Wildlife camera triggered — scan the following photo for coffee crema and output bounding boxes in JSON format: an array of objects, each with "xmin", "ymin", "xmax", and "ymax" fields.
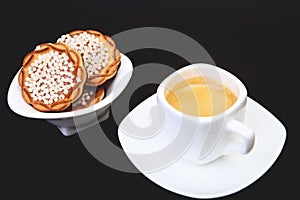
[{"xmin": 165, "ymin": 77, "xmax": 237, "ymax": 117}]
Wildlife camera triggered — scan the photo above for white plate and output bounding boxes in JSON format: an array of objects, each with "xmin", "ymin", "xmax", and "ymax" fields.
[
  {"xmin": 7, "ymin": 53, "xmax": 133, "ymax": 136},
  {"xmin": 118, "ymin": 94, "xmax": 286, "ymax": 199}
]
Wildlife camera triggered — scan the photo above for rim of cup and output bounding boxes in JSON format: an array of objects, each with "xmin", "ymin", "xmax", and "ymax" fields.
[{"xmin": 156, "ymin": 63, "xmax": 247, "ymax": 123}]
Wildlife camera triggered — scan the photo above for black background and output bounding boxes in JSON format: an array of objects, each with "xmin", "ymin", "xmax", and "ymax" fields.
[{"xmin": 2, "ymin": 0, "xmax": 298, "ymax": 199}]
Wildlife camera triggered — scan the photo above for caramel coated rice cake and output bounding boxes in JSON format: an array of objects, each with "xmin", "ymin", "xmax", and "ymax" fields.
[
  {"xmin": 18, "ymin": 43, "xmax": 87, "ymax": 112},
  {"xmin": 57, "ymin": 29, "xmax": 121, "ymax": 86}
]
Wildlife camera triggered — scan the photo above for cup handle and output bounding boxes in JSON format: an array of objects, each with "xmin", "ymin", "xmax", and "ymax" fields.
[{"xmin": 223, "ymin": 119, "xmax": 255, "ymax": 155}]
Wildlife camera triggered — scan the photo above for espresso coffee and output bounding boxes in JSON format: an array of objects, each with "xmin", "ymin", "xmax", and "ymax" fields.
[{"xmin": 165, "ymin": 77, "xmax": 237, "ymax": 117}]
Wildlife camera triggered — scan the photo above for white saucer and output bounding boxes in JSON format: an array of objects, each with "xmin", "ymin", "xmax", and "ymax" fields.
[{"xmin": 118, "ymin": 94, "xmax": 286, "ymax": 199}]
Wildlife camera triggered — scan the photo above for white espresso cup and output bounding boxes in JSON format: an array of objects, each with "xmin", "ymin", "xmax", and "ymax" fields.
[{"xmin": 156, "ymin": 63, "xmax": 255, "ymax": 164}]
